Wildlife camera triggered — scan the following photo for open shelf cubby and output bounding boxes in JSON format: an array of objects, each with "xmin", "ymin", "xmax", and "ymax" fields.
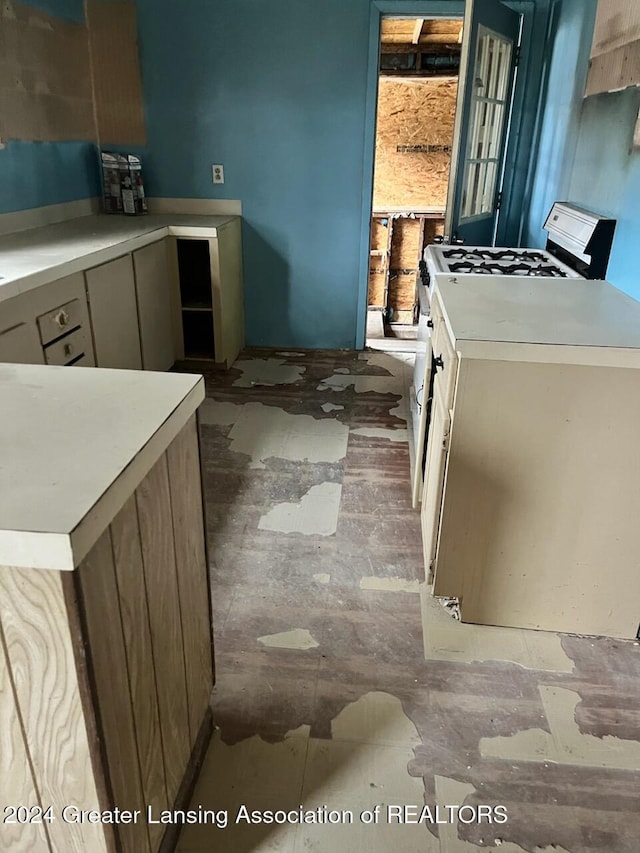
[
  {"xmin": 177, "ymin": 239, "xmax": 213, "ymax": 310},
  {"xmin": 182, "ymin": 310, "xmax": 215, "ymax": 361}
]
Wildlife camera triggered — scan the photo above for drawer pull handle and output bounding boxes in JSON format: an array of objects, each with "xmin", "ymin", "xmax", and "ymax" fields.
[
  {"xmin": 434, "ymin": 355, "xmax": 444, "ymax": 371},
  {"xmin": 55, "ymin": 310, "xmax": 69, "ymax": 328}
]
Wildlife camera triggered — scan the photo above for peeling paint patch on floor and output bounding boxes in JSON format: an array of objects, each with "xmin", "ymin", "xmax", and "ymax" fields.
[
  {"xmin": 198, "ymin": 398, "xmax": 242, "ymax": 426},
  {"xmin": 351, "ymin": 427, "xmax": 409, "ymax": 442},
  {"xmin": 359, "ymin": 576, "xmax": 420, "ymax": 593},
  {"xmin": 227, "ymin": 402, "xmax": 349, "ymax": 468},
  {"xmin": 257, "ymin": 628, "xmax": 320, "ymax": 650},
  {"xmin": 275, "ymin": 351, "xmax": 305, "ymax": 357},
  {"xmin": 333, "ymin": 367, "xmax": 350, "ymax": 374},
  {"xmin": 313, "ymin": 573, "xmax": 331, "ymax": 584},
  {"xmin": 434, "ymin": 776, "xmax": 568, "ymax": 853},
  {"xmin": 481, "ymin": 685, "xmax": 640, "ymax": 769},
  {"xmin": 358, "ymin": 351, "xmax": 410, "ymax": 376},
  {"xmin": 258, "ymin": 483, "xmax": 342, "ymax": 536},
  {"xmin": 232, "ymin": 357, "xmax": 306, "ymax": 387},
  {"xmin": 321, "ymin": 402, "xmax": 344, "ymax": 413},
  {"xmin": 317, "ymin": 374, "xmax": 405, "ymax": 395},
  {"xmin": 331, "ymin": 691, "xmax": 421, "ymax": 746},
  {"xmin": 421, "ymin": 598, "xmax": 574, "ymax": 672}
]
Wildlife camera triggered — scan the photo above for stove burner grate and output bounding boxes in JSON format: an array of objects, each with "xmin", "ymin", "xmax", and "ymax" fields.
[
  {"xmin": 448, "ymin": 260, "xmax": 568, "ymax": 278},
  {"xmin": 443, "ymin": 248, "xmax": 552, "ymax": 265}
]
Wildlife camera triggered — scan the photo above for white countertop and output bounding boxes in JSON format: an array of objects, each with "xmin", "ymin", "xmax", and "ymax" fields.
[
  {"xmin": 0, "ymin": 363, "xmax": 204, "ymax": 571},
  {"xmin": 0, "ymin": 213, "xmax": 237, "ymax": 302},
  {"xmin": 433, "ymin": 275, "xmax": 640, "ymax": 363}
]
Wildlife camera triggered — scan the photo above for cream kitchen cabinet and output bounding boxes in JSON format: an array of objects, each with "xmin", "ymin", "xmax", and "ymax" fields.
[
  {"xmin": 175, "ymin": 218, "xmax": 244, "ymax": 367},
  {"xmin": 420, "ymin": 274, "xmax": 640, "ymax": 640},
  {"xmin": 0, "ymin": 272, "xmax": 94, "ymax": 366},
  {"xmin": 133, "ymin": 240, "xmax": 176, "ymax": 371},
  {"xmin": 85, "ymin": 255, "xmax": 143, "ymax": 370}
]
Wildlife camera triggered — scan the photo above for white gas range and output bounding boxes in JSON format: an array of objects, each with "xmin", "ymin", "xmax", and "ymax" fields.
[
  {"xmin": 424, "ymin": 245, "xmax": 581, "ymax": 280},
  {"xmin": 408, "ymin": 201, "xmax": 617, "ymax": 508}
]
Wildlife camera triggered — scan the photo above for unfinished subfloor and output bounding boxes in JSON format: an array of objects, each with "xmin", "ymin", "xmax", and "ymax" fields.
[{"xmin": 177, "ymin": 348, "xmax": 640, "ymax": 853}]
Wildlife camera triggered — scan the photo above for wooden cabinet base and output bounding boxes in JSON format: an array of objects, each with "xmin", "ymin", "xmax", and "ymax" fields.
[{"xmin": 0, "ymin": 415, "xmax": 213, "ymax": 853}]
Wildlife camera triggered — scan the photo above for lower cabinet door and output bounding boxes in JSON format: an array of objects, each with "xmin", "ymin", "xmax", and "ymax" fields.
[
  {"xmin": 133, "ymin": 241, "xmax": 176, "ymax": 371},
  {"xmin": 85, "ymin": 255, "xmax": 143, "ymax": 370},
  {"xmin": 0, "ymin": 322, "xmax": 44, "ymax": 364},
  {"xmin": 420, "ymin": 389, "xmax": 451, "ymax": 582}
]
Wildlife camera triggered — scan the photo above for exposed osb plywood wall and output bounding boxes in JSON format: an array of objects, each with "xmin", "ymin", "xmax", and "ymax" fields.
[
  {"xmin": 367, "ymin": 214, "xmax": 444, "ymax": 312},
  {"xmin": 586, "ymin": 0, "xmax": 640, "ymax": 96},
  {"xmin": 0, "ymin": 0, "xmax": 146, "ymax": 145},
  {"xmin": 87, "ymin": 1, "xmax": 146, "ymax": 146},
  {"xmin": 0, "ymin": 1, "xmax": 95, "ymax": 142},
  {"xmin": 373, "ymin": 78, "xmax": 457, "ymax": 211}
]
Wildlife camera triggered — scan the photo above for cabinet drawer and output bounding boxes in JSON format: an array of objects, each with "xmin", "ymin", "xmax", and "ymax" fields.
[
  {"xmin": 37, "ymin": 298, "xmax": 84, "ymax": 345},
  {"xmin": 43, "ymin": 327, "xmax": 93, "ymax": 366}
]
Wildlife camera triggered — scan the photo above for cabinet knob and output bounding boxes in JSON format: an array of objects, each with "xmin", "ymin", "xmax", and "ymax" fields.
[
  {"xmin": 433, "ymin": 355, "xmax": 444, "ymax": 370},
  {"xmin": 426, "ymin": 318, "xmax": 434, "ymax": 329},
  {"xmin": 55, "ymin": 310, "xmax": 69, "ymax": 328},
  {"xmin": 64, "ymin": 343, "xmax": 73, "ymax": 357}
]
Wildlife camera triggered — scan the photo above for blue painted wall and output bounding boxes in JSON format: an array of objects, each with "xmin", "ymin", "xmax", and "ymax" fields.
[
  {"xmin": 524, "ymin": 0, "xmax": 640, "ymax": 303},
  {"xmin": 136, "ymin": 0, "xmax": 552, "ymax": 348},
  {"xmin": 521, "ymin": 0, "xmax": 597, "ymax": 246},
  {"xmin": 0, "ymin": 0, "xmax": 98, "ymax": 214},
  {"xmin": 136, "ymin": 0, "xmax": 381, "ymax": 348},
  {"xmin": 567, "ymin": 90, "xmax": 640, "ymax": 300}
]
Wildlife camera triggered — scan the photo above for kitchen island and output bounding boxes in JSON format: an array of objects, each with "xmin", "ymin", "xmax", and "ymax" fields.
[
  {"xmin": 0, "ymin": 363, "xmax": 213, "ymax": 853},
  {"xmin": 420, "ymin": 275, "xmax": 640, "ymax": 640}
]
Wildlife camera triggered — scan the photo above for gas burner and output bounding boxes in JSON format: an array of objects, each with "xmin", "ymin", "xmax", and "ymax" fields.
[
  {"xmin": 447, "ymin": 260, "xmax": 569, "ymax": 278},
  {"xmin": 444, "ymin": 247, "xmax": 552, "ymax": 264}
]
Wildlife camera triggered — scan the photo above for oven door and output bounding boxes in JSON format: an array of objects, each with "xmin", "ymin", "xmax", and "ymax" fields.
[{"xmin": 410, "ymin": 284, "xmax": 434, "ymax": 508}]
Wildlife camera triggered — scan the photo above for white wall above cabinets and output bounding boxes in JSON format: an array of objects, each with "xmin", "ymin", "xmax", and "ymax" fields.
[{"xmin": 586, "ymin": 0, "xmax": 640, "ymax": 96}]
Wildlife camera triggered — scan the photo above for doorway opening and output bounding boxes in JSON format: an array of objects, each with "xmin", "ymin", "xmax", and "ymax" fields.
[{"xmin": 366, "ymin": 17, "xmax": 463, "ymax": 349}]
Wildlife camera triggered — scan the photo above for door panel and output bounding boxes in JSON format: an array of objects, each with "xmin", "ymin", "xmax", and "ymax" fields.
[
  {"xmin": 86, "ymin": 255, "xmax": 143, "ymax": 370},
  {"xmin": 133, "ymin": 241, "xmax": 175, "ymax": 371},
  {"xmin": 445, "ymin": 0, "xmax": 520, "ymax": 246}
]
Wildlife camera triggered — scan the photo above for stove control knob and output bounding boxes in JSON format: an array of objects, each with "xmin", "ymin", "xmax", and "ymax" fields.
[
  {"xmin": 427, "ymin": 318, "xmax": 434, "ymax": 329},
  {"xmin": 434, "ymin": 355, "xmax": 444, "ymax": 371}
]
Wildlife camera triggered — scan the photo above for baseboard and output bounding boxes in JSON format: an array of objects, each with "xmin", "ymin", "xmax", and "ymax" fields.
[
  {"xmin": 0, "ymin": 197, "xmax": 100, "ymax": 236},
  {"xmin": 158, "ymin": 708, "xmax": 214, "ymax": 853},
  {"xmin": 148, "ymin": 197, "xmax": 242, "ymax": 216}
]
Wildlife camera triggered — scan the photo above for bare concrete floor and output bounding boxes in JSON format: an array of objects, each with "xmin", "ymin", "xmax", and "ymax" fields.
[{"xmin": 177, "ymin": 348, "xmax": 640, "ymax": 853}]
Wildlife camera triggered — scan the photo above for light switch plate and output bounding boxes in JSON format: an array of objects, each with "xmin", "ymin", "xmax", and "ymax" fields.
[{"xmin": 212, "ymin": 164, "xmax": 225, "ymax": 184}]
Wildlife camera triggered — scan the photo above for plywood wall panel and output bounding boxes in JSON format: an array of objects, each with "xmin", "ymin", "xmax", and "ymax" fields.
[
  {"xmin": 390, "ymin": 272, "xmax": 418, "ymax": 311},
  {"xmin": 111, "ymin": 497, "xmax": 168, "ymax": 852},
  {"xmin": 166, "ymin": 417, "xmax": 213, "ymax": 746},
  {"xmin": 0, "ymin": 2, "xmax": 95, "ymax": 142},
  {"xmin": 370, "ymin": 218, "xmax": 389, "ymax": 252},
  {"xmin": 0, "ymin": 568, "xmax": 110, "ymax": 853},
  {"xmin": 373, "ymin": 78, "xmax": 457, "ymax": 211},
  {"xmin": 0, "ymin": 631, "xmax": 50, "ymax": 853},
  {"xmin": 136, "ymin": 455, "xmax": 191, "ymax": 806},
  {"xmin": 368, "ymin": 270, "xmax": 386, "ymax": 307},
  {"xmin": 390, "ymin": 217, "xmax": 422, "ymax": 268},
  {"xmin": 587, "ymin": 0, "xmax": 640, "ymax": 95},
  {"xmin": 86, "ymin": 0, "xmax": 147, "ymax": 145}
]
